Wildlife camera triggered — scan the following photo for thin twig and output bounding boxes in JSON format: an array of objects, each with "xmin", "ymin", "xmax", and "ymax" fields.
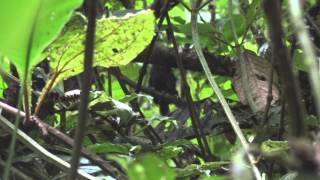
[
  {"xmin": 166, "ymin": 14, "xmax": 214, "ymax": 161},
  {"xmin": 0, "ymin": 100, "xmax": 125, "ymax": 179},
  {"xmin": 263, "ymin": 0, "xmax": 305, "ymax": 137},
  {"xmin": 191, "ymin": 1, "xmax": 261, "ymax": 179},
  {"xmin": 263, "ymin": 57, "xmax": 275, "ymax": 124},
  {"xmin": 0, "ymin": 115, "xmax": 95, "ymax": 180},
  {"xmin": 114, "ymin": 70, "xmax": 185, "ymax": 105},
  {"xmin": 111, "ymin": 67, "xmax": 163, "ymax": 144},
  {"xmin": 68, "ymin": 0, "xmax": 97, "ymax": 179},
  {"xmin": 277, "ymin": 98, "xmax": 286, "ymax": 139},
  {"xmin": 228, "ymin": 0, "xmax": 257, "ymax": 113},
  {"xmin": 107, "ymin": 68, "xmax": 113, "ymax": 97},
  {"xmin": 289, "ymin": 0, "xmax": 320, "ymax": 117},
  {"xmin": 197, "ymin": 0, "xmax": 212, "ymax": 11},
  {"xmin": 0, "ymin": 158, "xmax": 33, "ymax": 180}
]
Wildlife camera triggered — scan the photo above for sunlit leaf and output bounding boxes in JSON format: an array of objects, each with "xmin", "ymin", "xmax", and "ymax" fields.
[
  {"xmin": 47, "ymin": 10, "xmax": 155, "ymax": 82},
  {"xmin": 127, "ymin": 154, "xmax": 176, "ymax": 180},
  {"xmin": 0, "ymin": 0, "xmax": 82, "ymax": 75}
]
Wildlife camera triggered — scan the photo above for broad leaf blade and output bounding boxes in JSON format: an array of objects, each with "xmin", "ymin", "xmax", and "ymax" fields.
[
  {"xmin": 0, "ymin": 0, "xmax": 83, "ymax": 74},
  {"xmin": 47, "ymin": 10, "xmax": 155, "ymax": 81}
]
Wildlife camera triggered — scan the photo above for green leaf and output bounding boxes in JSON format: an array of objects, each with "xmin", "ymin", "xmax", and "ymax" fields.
[
  {"xmin": 261, "ymin": 140, "xmax": 289, "ymax": 154},
  {"xmin": 0, "ymin": 0, "xmax": 82, "ymax": 74},
  {"xmin": 47, "ymin": 10, "xmax": 155, "ymax": 82},
  {"xmin": 244, "ymin": 0, "xmax": 262, "ymax": 24},
  {"xmin": 127, "ymin": 154, "xmax": 176, "ymax": 180},
  {"xmin": 176, "ymin": 162, "xmax": 229, "ymax": 178},
  {"xmin": 293, "ymin": 49, "xmax": 308, "ymax": 71},
  {"xmin": 0, "ymin": 56, "xmax": 10, "ymax": 98},
  {"xmin": 222, "ymin": 15, "xmax": 246, "ymax": 42},
  {"xmin": 201, "ymin": 175, "xmax": 226, "ymax": 180},
  {"xmin": 88, "ymin": 143, "xmax": 131, "ymax": 154},
  {"xmin": 157, "ymin": 146, "xmax": 183, "ymax": 160}
]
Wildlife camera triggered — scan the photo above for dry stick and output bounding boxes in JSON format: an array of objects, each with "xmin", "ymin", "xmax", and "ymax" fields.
[
  {"xmin": 277, "ymin": 99, "xmax": 286, "ymax": 139},
  {"xmin": 0, "ymin": 101, "xmax": 125, "ymax": 179},
  {"xmin": 116, "ymin": 72, "xmax": 185, "ymax": 105},
  {"xmin": 0, "ymin": 158, "xmax": 33, "ymax": 180},
  {"xmin": 165, "ymin": 14, "xmax": 214, "ymax": 161},
  {"xmin": 107, "ymin": 69, "xmax": 113, "ymax": 97},
  {"xmin": 2, "ymin": 91, "xmax": 25, "ymax": 180},
  {"xmin": 68, "ymin": 0, "xmax": 96, "ymax": 179},
  {"xmin": 228, "ymin": 0, "xmax": 258, "ymax": 113},
  {"xmin": 190, "ymin": 1, "xmax": 261, "ymax": 179},
  {"xmin": 289, "ymin": 0, "xmax": 320, "ymax": 117},
  {"xmin": 263, "ymin": 58, "xmax": 275, "ymax": 124},
  {"xmin": 263, "ymin": 0, "xmax": 305, "ymax": 137},
  {"xmin": 0, "ymin": 115, "xmax": 95, "ymax": 180}
]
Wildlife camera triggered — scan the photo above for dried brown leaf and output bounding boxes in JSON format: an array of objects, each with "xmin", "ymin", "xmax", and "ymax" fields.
[{"xmin": 232, "ymin": 51, "xmax": 280, "ymax": 111}]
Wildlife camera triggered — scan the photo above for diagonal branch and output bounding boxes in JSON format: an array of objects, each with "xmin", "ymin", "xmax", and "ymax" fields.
[
  {"xmin": 0, "ymin": 115, "xmax": 95, "ymax": 180},
  {"xmin": 0, "ymin": 100, "xmax": 126, "ymax": 179},
  {"xmin": 191, "ymin": 0, "xmax": 261, "ymax": 179},
  {"xmin": 263, "ymin": 0, "xmax": 306, "ymax": 137},
  {"xmin": 69, "ymin": 0, "xmax": 97, "ymax": 179},
  {"xmin": 289, "ymin": 0, "xmax": 320, "ymax": 117}
]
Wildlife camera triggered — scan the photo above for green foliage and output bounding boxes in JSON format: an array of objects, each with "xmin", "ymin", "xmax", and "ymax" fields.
[
  {"xmin": 176, "ymin": 161, "xmax": 229, "ymax": 178},
  {"xmin": 261, "ymin": 140, "xmax": 289, "ymax": 154},
  {"xmin": 1, "ymin": 0, "xmax": 318, "ymax": 179},
  {"xmin": 47, "ymin": 10, "xmax": 154, "ymax": 82},
  {"xmin": 0, "ymin": 78, "xmax": 6, "ymax": 98},
  {"xmin": 0, "ymin": 0, "xmax": 82, "ymax": 75},
  {"xmin": 0, "ymin": 56, "xmax": 10, "ymax": 98},
  {"xmin": 88, "ymin": 143, "xmax": 131, "ymax": 154},
  {"xmin": 127, "ymin": 154, "xmax": 176, "ymax": 180},
  {"xmin": 201, "ymin": 176, "xmax": 226, "ymax": 180},
  {"xmin": 293, "ymin": 50, "xmax": 308, "ymax": 71}
]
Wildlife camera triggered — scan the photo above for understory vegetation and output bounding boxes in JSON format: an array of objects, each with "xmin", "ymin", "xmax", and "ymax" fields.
[{"xmin": 1, "ymin": 0, "xmax": 320, "ymax": 179}]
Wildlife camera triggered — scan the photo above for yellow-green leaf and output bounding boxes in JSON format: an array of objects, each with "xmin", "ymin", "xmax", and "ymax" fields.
[{"xmin": 47, "ymin": 10, "xmax": 155, "ymax": 81}]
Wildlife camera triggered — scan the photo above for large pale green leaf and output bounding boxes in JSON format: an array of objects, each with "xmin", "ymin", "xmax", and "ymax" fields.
[
  {"xmin": 127, "ymin": 154, "xmax": 176, "ymax": 180},
  {"xmin": 0, "ymin": 0, "xmax": 83, "ymax": 75},
  {"xmin": 47, "ymin": 10, "xmax": 155, "ymax": 81}
]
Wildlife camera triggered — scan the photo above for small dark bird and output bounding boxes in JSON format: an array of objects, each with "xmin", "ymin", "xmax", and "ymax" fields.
[{"xmin": 149, "ymin": 65, "xmax": 177, "ymax": 115}]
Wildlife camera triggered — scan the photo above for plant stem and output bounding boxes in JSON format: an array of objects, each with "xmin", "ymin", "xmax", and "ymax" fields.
[
  {"xmin": 0, "ymin": 115, "xmax": 95, "ymax": 180},
  {"xmin": 289, "ymin": 0, "xmax": 320, "ymax": 117},
  {"xmin": 166, "ymin": 14, "xmax": 214, "ymax": 161},
  {"xmin": 263, "ymin": 0, "xmax": 305, "ymax": 137},
  {"xmin": 2, "ymin": 0, "xmax": 42, "ymax": 177},
  {"xmin": 228, "ymin": 0, "xmax": 257, "ymax": 113},
  {"xmin": 190, "ymin": 1, "xmax": 261, "ymax": 179},
  {"xmin": 68, "ymin": 0, "xmax": 96, "ymax": 179},
  {"xmin": 34, "ymin": 72, "xmax": 60, "ymax": 115}
]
